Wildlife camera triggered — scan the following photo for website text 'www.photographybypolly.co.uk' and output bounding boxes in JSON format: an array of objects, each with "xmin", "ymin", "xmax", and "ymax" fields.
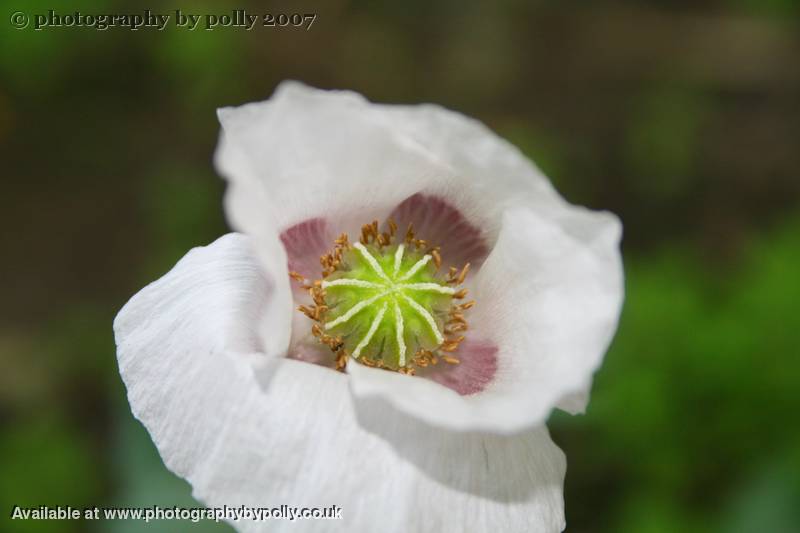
[{"xmin": 10, "ymin": 504, "xmax": 342, "ymax": 523}]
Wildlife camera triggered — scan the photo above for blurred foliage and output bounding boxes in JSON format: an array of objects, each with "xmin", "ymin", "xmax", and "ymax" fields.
[
  {"xmin": 1, "ymin": 0, "xmax": 799, "ymax": 531},
  {"xmin": 550, "ymin": 215, "xmax": 800, "ymax": 532},
  {"xmin": 0, "ymin": 417, "xmax": 99, "ymax": 533}
]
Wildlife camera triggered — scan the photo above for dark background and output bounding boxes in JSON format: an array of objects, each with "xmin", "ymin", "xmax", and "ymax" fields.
[{"xmin": 2, "ymin": 1, "xmax": 799, "ymax": 531}]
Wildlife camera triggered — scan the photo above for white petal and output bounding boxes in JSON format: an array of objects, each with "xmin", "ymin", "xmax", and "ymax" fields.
[
  {"xmin": 374, "ymin": 99, "xmax": 563, "ymax": 210},
  {"xmin": 348, "ymin": 206, "xmax": 623, "ymax": 433},
  {"xmin": 214, "ymin": 136, "xmax": 294, "ymax": 358},
  {"xmin": 217, "ymin": 82, "xmax": 606, "ymax": 253},
  {"xmin": 372, "ymin": 99, "xmax": 584, "ymax": 251},
  {"xmin": 114, "ymin": 234, "xmax": 567, "ymax": 532},
  {"xmin": 215, "ymin": 81, "xmax": 454, "ymax": 236},
  {"xmin": 375, "ymin": 93, "xmax": 625, "ymax": 276},
  {"xmin": 471, "ymin": 206, "xmax": 624, "ymax": 417}
]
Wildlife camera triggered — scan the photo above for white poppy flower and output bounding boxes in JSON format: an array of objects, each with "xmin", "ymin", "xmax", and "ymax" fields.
[{"xmin": 114, "ymin": 81, "xmax": 624, "ymax": 532}]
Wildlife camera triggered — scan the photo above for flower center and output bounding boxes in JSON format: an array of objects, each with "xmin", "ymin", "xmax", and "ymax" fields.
[{"xmin": 291, "ymin": 221, "xmax": 473, "ymax": 374}]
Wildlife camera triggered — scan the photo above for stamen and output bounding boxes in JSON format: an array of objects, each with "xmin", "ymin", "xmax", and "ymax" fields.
[
  {"xmin": 298, "ymin": 305, "xmax": 317, "ymax": 320},
  {"xmin": 334, "ymin": 233, "xmax": 350, "ymax": 247},
  {"xmin": 405, "ymin": 223, "xmax": 415, "ymax": 244},
  {"xmin": 289, "ymin": 271, "xmax": 307, "ymax": 284},
  {"xmin": 445, "ymin": 322, "xmax": 468, "ymax": 334},
  {"xmin": 452, "ymin": 288, "xmax": 469, "ymax": 299},
  {"xmin": 457, "ymin": 263, "xmax": 470, "ymax": 284},
  {"xmin": 335, "ymin": 351, "xmax": 348, "ymax": 371},
  {"xmin": 431, "ymin": 249, "xmax": 442, "ymax": 270},
  {"xmin": 448, "ymin": 312, "xmax": 466, "ymax": 324}
]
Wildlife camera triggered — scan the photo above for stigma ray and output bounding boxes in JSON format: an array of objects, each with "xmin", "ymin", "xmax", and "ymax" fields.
[
  {"xmin": 352, "ymin": 302, "xmax": 388, "ymax": 359},
  {"xmin": 397, "ymin": 254, "xmax": 432, "ymax": 281},
  {"xmin": 393, "ymin": 244, "xmax": 405, "ymax": 277},
  {"xmin": 321, "ymin": 279, "xmax": 383, "ymax": 290},
  {"xmin": 393, "ymin": 300, "xmax": 407, "ymax": 366},
  {"xmin": 353, "ymin": 242, "xmax": 391, "ymax": 283},
  {"xmin": 399, "ymin": 282, "xmax": 456, "ymax": 295},
  {"xmin": 325, "ymin": 291, "xmax": 389, "ymax": 329},
  {"xmin": 399, "ymin": 293, "xmax": 444, "ymax": 345}
]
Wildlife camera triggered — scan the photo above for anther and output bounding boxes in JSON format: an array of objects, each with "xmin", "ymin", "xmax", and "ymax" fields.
[
  {"xmin": 298, "ymin": 305, "xmax": 316, "ymax": 319},
  {"xmin": 452, "ymin": 288, "xmax": 468, "ymax": 299},
  {"xmin": 405, "ymin": 223, "xmax": 415, "ymax": 244},
  {"xmin": 431, "ymin": 249, "xmax": 442, "ymax": 270},
  {"xmin": 457, "ymin": 263, "xmax": 470, "ymax": 284}
]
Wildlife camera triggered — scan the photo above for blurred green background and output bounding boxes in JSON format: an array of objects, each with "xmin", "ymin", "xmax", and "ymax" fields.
[{"xmin": 1, "ymin": 0, "xmax": 799, "ymax": 531}]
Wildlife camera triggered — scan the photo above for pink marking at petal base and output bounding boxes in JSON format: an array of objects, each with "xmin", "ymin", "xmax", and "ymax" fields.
[
  {"xmin": 289, "ymin": 342, "xmax": 335, "ymax": 366},
  {"xmin": 280, "ymin": 218, "xmax": 334, "ymax": 280},
  {"xmin": 427, "ymin": 337, "xmax": 498, "ymax": 395},
  {"xmin": 388, "ymin": 193, "xmax": 489, "ymax": 269}
]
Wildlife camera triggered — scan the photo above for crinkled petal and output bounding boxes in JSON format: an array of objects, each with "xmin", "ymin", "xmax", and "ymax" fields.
[
  {"xmin": 470, "ymin": 206, "xmax": 624, "ymax": 417},
  {"xmin": 114, "ymin": 234, "xmax": 567, "ymax": 533},
  {"xmin": 372, "ymin": 97, "xmax": 578, "ymax": 244},
  {"xmin": 215, "ymin": 82, "xmax": 455, "ymax": 235},
  {"xmin": 375, "ymin": 92, "xmax": 622, "ymax": 279},
  {"xmin": 348, "ymin": 206, "xmax": 623, "ymax": 433},
  {"xmin": 217, "ymin": 81, "xmax": 606, "ymax": 257},
  {"xmin": 374, "ymin": 99, "xmax": 561, "ymax": 208},
  {"xmin": 214, "ymin": 135, "xmax": 293, "ymax": 358}
]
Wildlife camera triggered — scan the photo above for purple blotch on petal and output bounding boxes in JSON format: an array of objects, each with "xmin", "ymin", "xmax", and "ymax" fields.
[
  {"xmin": 280, "ymin": 218, "xmax": 333, "ymax": 280},
  {"xmin": 426, "ymin": 337, "xmax": 498, "ymax": 395},
  {"xmin": 389, "ymin": 193, "xmax": 490, "ymax": 270}
]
